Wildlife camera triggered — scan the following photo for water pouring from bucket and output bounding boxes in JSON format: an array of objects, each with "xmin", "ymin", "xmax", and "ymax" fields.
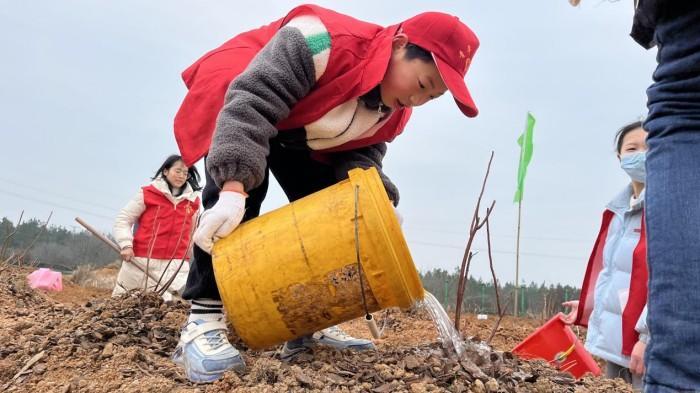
[{"xmin": 418, "ymin": 291, "xmax": 466, "ymax": 357}]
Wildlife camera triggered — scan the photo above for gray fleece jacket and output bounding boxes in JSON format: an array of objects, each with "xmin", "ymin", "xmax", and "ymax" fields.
[{"xmin": 205, "ymin": 18, "xmax": 399, "ymax": 204}]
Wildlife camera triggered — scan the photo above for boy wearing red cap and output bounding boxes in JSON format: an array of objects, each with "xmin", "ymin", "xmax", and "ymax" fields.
[{"xmin": 172, "ymin": 4, "xmax": 479, "ymax": 383}]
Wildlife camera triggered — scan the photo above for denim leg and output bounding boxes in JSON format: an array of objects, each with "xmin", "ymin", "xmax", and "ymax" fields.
[
  {"xmin": 644, "ymin": 132, "xmax": 700, "ymax": 391},
  {"xmin": 643, "ymin": 4, "xmax": 700, "ymax": 392}
]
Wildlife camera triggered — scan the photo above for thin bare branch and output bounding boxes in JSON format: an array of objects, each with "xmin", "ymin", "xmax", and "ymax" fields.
[
  {"xmin": 13, "ymin": 211, "xmax": 53, "ymax": 266},
  {"xmin": 143, "ymin": 206, "xmax": 161, "ymax": 292},
  {"xmin": 485, "ymin": 208, "xmax": 501, "ymax": 316},
  {"xmin": 0, "ymin": 253, "xmax": 16, "ymax": 274},
  {"xmin": 460, "ymin": 251, "xmax": 476, "ymax": 308},
  {"xmin": 487, "ymin": 290, "xmax": 514, "ymax": 345},
  {"xmin": 454, "ymin": 151, "xmax": 495, "ymax": 331},
  {"xmin": 0, "ymin": 210, "xmax": 24, "ymax": 261},
  {"xmin": 157, "ymin": 215, "xmax": 198, "ymax": 297},
  {"xmin": 74, "ymin": 217, "xmax": 179, "ymax": 297},
  {"xmin": 154, "ymin": 211, "xmax": 191, "ymax": 292},
  {"xmin": 3, "ymin": 350, "xmax": 45, "ymax": 390},
  {"xmin": 474, "ymin": 200, "xmax": 496, "ymax": 231},
  {"xmin": 1, "ymin": 252, "xmax": 16, "ymax": 266}
]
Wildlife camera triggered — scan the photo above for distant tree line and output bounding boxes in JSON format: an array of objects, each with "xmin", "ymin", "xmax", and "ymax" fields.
[
  {"xmin": 419, "ymin": 268, "xmax": 581, "ymax": 318},
  {"xmin": 1, "ymin": 216, "xmax": 117, "ymax": 271}
]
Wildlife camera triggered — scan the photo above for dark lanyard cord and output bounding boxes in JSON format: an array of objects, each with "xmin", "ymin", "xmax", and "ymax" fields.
[{"xmin": 354, "ymin": 185, "xmax": 370, "ymax": 317}]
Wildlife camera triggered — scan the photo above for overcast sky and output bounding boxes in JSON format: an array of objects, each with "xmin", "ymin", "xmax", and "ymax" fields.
[{"xmin": 1, "ymin": 1, "xmax": 657, "ymax": 286}]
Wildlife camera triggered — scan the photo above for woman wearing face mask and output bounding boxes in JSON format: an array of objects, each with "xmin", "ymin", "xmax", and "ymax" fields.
[{"xmin": 560, "ymin": 121, "xmax": 648, "ymax": 391}]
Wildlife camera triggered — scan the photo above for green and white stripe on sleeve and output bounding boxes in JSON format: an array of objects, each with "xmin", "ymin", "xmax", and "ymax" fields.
[{"xmin": 285, "ymin": 15, "xmax": 331, "ymax": 81}]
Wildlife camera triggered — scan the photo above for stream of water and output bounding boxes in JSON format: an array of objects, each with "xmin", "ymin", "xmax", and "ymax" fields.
[{"xmin": 417, "ymin": 291, "xmax": 466, "ymax": 358}]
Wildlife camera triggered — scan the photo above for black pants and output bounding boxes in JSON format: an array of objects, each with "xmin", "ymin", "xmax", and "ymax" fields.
[{"xmin": 182, "ymin": 137, "xmax": 339, "ymax": 300}]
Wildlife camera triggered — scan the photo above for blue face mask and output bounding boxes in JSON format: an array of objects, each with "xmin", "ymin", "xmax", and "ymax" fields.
[{"xmin": 620, "ymin": 151, "xmax": 646, "ymax": 183}]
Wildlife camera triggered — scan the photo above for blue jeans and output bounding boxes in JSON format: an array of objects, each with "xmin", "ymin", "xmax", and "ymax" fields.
[{"xmin": 643, "ymin": 4, "xmax": 700, "ymax": 392}]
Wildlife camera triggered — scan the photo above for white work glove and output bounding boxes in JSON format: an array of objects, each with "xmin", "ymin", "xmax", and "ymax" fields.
[
  {"xmin": 193, "ymin": 191, "xmax": 246, "ymax": 254},
  {"xmin": 393, "ymin": 205, "xmax": 404, "ymax": 227}
]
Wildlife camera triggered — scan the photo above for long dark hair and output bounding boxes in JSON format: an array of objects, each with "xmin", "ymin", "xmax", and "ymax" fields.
[
  {"xmin": 152, "ymin": 154, "xmax": 202, "ymax": 191},
  {"xmin": 614, "ymin": 120, "xmax": 644, "ymax": 154}
]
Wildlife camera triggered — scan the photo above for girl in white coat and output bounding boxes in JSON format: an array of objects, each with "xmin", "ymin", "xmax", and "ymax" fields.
[{"xmin": 113, "ymin": 155, "xmax": 201, "ymax": 300}]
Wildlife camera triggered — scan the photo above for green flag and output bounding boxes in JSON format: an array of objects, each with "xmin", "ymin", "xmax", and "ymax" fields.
[{"xmin": 514, "ymin": 112, "xmax": 535, "ymax": 203}]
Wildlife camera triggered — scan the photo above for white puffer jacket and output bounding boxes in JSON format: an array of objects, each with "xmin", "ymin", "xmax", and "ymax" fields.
[
  {"xmin": 584, "ymin": 185, "xmax": 648, "ymax": 367},
  {"xmin": 111, "ymin": 177, "xmax": 200, "ymax": 300}
]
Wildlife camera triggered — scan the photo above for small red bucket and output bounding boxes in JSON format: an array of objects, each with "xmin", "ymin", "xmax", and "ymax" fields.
[{"xmin": 512, "ymin": 313, "xmax": 601, "ymax": 379}]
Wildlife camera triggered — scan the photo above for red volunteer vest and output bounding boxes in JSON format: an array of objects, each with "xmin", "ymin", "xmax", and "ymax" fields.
[
  {"xmin": 132, "ymin": 185, "xmax": 200, "ymax": 260},
  {"xmin": 174, "ymin": 4, "xmax": 412, "ymax": 166},
  {"xmin": 575, "ymin": 210, "xmax": 648, "ymax": 356}
]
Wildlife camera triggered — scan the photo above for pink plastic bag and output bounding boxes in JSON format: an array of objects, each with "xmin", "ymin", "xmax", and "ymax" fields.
[{"xmin": 27, "ymin": 268, "xmax": 63, "ymax": 291}]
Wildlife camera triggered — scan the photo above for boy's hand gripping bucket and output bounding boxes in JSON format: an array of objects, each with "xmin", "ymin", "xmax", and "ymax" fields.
[{"xmin": 212, "ymin": 168, "xmax": 424, "ymax": 349}]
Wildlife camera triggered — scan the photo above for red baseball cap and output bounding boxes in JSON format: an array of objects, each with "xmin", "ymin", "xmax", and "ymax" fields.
[{"xmin": 400, "ymin": 12, "xmax": 480, "ymax": 117}]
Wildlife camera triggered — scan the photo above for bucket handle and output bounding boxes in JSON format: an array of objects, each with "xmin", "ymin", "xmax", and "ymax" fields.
[
  {"xmin": 354, "ymin": 185, "xmax": 371, "ymax": 317},
  {"xmin": 365, "ymin": 314, "xmax": 381, "ymax": 339},
  {"xmin": 552, "ymin": 343, "xmax": 576, "ymax": 365},
  {"xmin": 354, "ymin": 185, "xmax": 386, "ymax": 339}
]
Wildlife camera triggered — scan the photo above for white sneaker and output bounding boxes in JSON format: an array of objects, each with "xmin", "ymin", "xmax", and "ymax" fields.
[
  {"xmin": 279, "ymin": 325, "xmax": 375, "ymax": 361},
  {"xmin": 312, "ymin": 325, "xmax": 375, "ymax": 350},
  {"xmin": 171, "ymin": 319, "xmax": 245, "ymax": 383}
]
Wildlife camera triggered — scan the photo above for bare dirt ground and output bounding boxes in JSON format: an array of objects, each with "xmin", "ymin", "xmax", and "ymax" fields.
[{"xmin": 0, "ymin": 265, "xmax": 634, "ymax": 392}]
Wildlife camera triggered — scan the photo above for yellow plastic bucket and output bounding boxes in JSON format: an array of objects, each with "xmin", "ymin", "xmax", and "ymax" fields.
[{"xmin": 212, "ymin": 167, "xmax": 424, "ymax": 349}]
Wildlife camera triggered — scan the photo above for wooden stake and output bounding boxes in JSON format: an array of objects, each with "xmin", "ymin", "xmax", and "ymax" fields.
[{"xmin": 74, "ymin": 217, "xmax": 179, "ymax": 296}]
